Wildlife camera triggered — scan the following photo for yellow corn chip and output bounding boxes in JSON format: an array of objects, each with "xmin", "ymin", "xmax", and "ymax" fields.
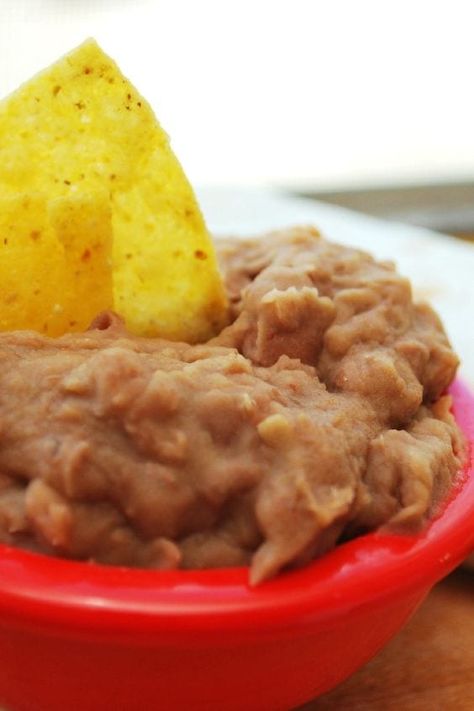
[{"xmin": 0, "ymin": 39, "xmax": 227, "ymax": 340}]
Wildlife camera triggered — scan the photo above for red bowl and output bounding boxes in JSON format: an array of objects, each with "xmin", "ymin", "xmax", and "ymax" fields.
[{"xmin": 0, "ymin": 381, "xmax": 473, "ymax": 711}]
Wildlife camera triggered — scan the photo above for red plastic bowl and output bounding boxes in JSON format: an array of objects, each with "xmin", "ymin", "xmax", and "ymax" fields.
[{"xmin": 0, "ymin": 381, "xmax": 473, "ymax": 711}]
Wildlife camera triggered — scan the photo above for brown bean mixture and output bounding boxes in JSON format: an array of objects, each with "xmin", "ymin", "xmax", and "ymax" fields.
[{"xmin": 0, "ymin": 228, "xmax": 463, "ymax": 583}]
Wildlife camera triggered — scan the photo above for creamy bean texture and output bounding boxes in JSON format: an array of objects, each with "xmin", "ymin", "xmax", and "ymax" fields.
[{"xmin": 0, "ymin": 228, "xmax": 463, "ymax": 583}]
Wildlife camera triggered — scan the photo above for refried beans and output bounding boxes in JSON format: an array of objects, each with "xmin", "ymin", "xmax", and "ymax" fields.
[{"xmin": 0, "ymin": 227, "xmax": 464, "ymax": 584}]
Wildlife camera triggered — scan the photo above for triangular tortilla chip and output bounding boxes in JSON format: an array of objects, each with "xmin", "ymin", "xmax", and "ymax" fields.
[{"xmin": 0, "ymin": 40, "xmax": 227, "ymax": 340}]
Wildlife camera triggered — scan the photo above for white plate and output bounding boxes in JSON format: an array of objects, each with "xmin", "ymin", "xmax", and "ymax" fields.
[{"xmin": 198, "ymin": 186, "xmax": 474, "ymax": 389}]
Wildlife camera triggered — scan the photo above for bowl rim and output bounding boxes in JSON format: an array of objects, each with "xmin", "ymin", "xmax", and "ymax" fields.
[{"xmin": 0, "ymin": 380, "xmax": 472, "ymax": 639}]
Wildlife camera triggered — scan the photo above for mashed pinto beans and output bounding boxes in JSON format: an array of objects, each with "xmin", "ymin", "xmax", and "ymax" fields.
[{"xmin": 0, "ymin": 227, "xmax": 463, "ymax": 584}]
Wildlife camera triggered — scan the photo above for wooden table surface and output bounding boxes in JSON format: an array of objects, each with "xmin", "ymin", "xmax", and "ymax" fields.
[{"xmin": 300, "ymin": 568, "xmax": 473, "ymax": 710}]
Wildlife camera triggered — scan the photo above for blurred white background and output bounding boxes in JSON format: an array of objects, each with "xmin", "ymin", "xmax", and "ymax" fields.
[{"xmin": 1, "ymin": 0, "xmax": 474, "ymax": 190}]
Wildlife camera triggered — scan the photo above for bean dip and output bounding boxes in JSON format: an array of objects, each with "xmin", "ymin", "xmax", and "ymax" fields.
[{"xmin": 0, "ymin": 227, "xmax": 463, "ymax": 583}]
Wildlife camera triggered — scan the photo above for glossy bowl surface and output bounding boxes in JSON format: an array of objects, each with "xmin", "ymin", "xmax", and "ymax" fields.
[{"xmin": 0, "ymin": 380, "xmax": 473, "ymax": 711}]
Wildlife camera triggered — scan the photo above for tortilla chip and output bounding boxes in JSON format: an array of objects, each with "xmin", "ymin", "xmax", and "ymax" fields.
[{"xmin": 0, "ymin": 39, "xmax": 227, "ymax": 340}]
